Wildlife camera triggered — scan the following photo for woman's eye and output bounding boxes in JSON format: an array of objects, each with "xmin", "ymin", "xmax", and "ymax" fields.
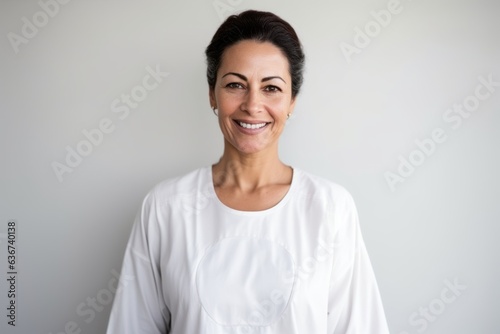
[
  {"xmin": 226, "ymin": 82, "xmax": 244, "ymax": 89},
  {"xmin": 264, "ymin": 85, "xmax": 281, "ymax": 92}
]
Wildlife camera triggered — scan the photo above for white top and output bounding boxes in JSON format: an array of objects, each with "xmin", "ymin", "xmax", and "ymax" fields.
[{"xmin": 107, "ymin": 167, "xmax": 389, "ymax": 334}]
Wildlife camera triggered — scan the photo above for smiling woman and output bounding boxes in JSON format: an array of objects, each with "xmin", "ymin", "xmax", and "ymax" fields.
[
  {"xmin": 106, "ymin": 9, "xmax": 390, "ymax": 334},
  {"xmin": 211, "ymin": 40, "xmax": 295, "ymax": 177}
]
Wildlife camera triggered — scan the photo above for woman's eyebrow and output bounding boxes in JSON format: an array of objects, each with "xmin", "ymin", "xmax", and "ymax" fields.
[
  {"xmin": 222, "ymin": 72, "xmax": 286, "ymax": 84},
  {"xmin": 262, "ymin": 76, "xmax": 286, "ymax": 84}
]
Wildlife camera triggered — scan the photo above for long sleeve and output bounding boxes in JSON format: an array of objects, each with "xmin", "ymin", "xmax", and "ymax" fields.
[
  {"xmin": 327, "ymin": 192, "xmax": 389, "ymax": 334},
  {"xmin": 107, "ymin": 192, "xmax": 171, "ymax": 334}
]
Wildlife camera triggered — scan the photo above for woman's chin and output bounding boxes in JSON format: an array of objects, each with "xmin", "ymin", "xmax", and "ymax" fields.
[{"xmin": 229, "ymin": 141, "xmax": 271, "ymax": 156}]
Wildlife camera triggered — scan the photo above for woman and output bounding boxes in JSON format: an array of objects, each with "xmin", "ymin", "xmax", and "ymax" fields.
[{"xmin": 107, "ymin": 10, "xmax": 389, "ymax": 334}]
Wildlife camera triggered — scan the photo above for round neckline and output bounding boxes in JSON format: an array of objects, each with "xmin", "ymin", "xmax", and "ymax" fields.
[{"xmin": 206, "ymin": 165, "xmax": 298, "ymax": 216}]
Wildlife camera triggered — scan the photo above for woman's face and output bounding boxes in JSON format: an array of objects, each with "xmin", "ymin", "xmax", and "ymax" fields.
[{"xmin": 209, "ymin": 40, "xmax": 296, "ymax": 156}]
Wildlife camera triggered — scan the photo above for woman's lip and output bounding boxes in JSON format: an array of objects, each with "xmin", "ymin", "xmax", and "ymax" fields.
[{"xmin": 233, "ymin": 119, "xmax": 271, "ymax": 124}]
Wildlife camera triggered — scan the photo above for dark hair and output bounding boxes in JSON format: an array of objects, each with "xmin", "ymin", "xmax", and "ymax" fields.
[{"xmin": 205, "ymin": 10, "xmax": 305, "ymax": 98}]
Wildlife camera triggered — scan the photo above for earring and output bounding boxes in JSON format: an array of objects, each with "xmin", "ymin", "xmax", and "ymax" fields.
[
  {"xmin": 212, "ymin": 107, "xmax": 218, "ymax": 116},
  {"xmin": 287, "ymin": 113, "xmax": 291, "ymax": 119}
]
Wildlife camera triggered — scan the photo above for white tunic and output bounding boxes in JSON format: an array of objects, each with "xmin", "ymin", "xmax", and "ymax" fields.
[{"xmin": 107, "ymin": 166, "xmax": 389, "ymax": 333}]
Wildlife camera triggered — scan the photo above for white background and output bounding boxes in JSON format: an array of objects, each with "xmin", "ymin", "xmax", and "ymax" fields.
[{"xmin": 1, "ymin": 0, "xmax": 499, "ymax": 333}]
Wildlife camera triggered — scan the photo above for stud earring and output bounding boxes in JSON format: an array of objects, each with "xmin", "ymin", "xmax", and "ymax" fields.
[{"xmin": 287, "ymin": 113, "xmax": 291, "ymax": 119}]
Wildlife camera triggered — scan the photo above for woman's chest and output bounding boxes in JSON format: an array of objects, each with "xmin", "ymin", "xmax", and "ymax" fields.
[{"xmin": 156, "ymin": 203, "xmax": 334, "ymax": 331}]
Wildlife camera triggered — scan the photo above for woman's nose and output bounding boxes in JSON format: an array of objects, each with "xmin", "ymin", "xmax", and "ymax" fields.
[{"xmin": 240, "ymin": 88, "xmax": 262, "ymax": 114}]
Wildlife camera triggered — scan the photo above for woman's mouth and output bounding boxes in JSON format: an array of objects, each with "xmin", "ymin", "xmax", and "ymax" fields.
[
  {"xmin": 236, "ymin": 121, "xmax": 269, "ymax": 129},
  {"xmin": 233, "ymin": 120, "xmax": 271, "ymax": 134}
]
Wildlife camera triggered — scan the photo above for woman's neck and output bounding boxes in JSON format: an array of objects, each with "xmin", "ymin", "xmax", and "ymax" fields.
[{"xmin": 212, "ymin": 146, "xmax": 292, "ymax": 192}]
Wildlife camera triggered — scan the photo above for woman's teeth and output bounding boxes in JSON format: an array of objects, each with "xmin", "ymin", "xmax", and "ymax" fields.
[{"xmin": 238, "ymin": 121, "xmax": 267, "ymax": 129}]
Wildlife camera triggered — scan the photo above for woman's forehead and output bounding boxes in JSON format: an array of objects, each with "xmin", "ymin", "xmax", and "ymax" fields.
[{"xmin": 219, "ymin": 40, "xmax": 290, "ymax": 78}]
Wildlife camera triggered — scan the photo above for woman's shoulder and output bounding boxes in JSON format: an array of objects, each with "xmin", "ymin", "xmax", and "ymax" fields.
[{"xmin": 146, "ymin": 166, "xmax": 210, "ymax": 201}]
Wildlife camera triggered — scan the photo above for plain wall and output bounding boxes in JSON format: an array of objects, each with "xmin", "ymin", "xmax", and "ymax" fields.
[{"xmin": 1, "ymin": 0, "xmax": 499, "ymax": 333}]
